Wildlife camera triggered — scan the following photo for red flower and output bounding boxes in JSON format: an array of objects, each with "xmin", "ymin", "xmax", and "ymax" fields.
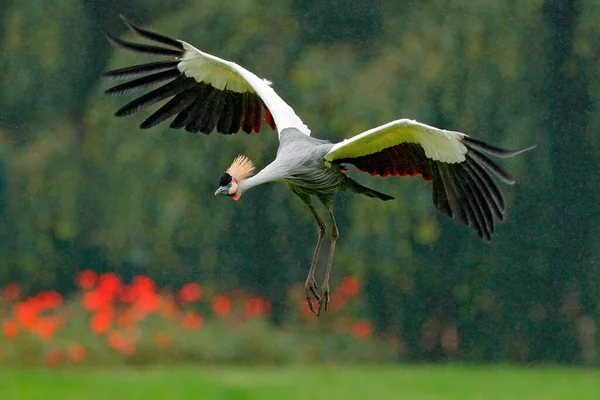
[
  {"xmin": 33, "ymin": 317, "xmax": 58, "ymax": 342},
  {"xmin": 212, "ymin": 295, "xmax": 231, "ymax": 317},
  {"xmin": 14, "ymin": 302, "xmax": 37, "ymax": 329},
  {"xmin": 107, "ymin": 330, "xmax": 126, "ymax": 350},
  {"xmin": 32, "ymin": 291, "xmax": 62, "ymax": 311},
  {"xmin": 136, "ymin": 291, "xmax": 160, "ymax": 313},
  {"xmin": 77, "ymin": 270, "xmax": 97, "ymax": 290},
  {"xmin": 351, "ymin": 320, "xmax": 372, "ymax": 340},
  {"xmin": 118, "ymin": 286, "xmax": 136, "ymax": 303},
  {"xmin": 2, "ymin": 319, "xmax": 19, "ymax": 339},
  {"xmin": 2, "ymin": 283, "xmax": 21, "ymax": 301},
  {"xmin": 118, "ymin": 276, "xmax": 156, "ymax": 304},
  {"xmin": 300, "ymin": 300, "xmax": 317, "ymax": 319},
  {"xmin": 82, "ymin": 290, "xmax": 110, "ymax": 312},
  {"xmin": 90, "ymin": 312, "xmax": 112, "ymax": 334},
  {"xmin": 97, "ymin": 273, "xmax": 121, "ymax": 298},
  {"xmin": 328, "ymin": 292, "xmax": 346, "ymax": 313},
  {"xmin": 340, "ymin": 276, "xmax": 360, "ymax": 297},
  {"xmin": 244, "ymin": 297, "xmax": 268, "ymax": 318},
  {"xmin": 182, "ymin": 311, "xmax": 203, "ymax": 330},
  {"xmin": 107, "ymin": 331, "xmax": 136, "ymax": 356},
  {"xmin": 131, "ymin": 276, "xmax": 156, "ymax": 293},
  {"xmin": 96, "ymin": 301, "xmax": 114, "ymax": 315},
  {"xmin": 46, "ymin": 348, "xmax": 62, "ymax": 367},
  {"xmin": 179, "ymin": 283, "xmax": 202, "ymax": 304},
  {"xmin": 67, "ymin": 344, "xmax": 86, "ymax": 363}
]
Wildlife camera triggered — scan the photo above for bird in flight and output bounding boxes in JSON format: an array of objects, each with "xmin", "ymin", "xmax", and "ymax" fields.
[{"xmin": 103, "ymin": 17, "xmax": 534, "ymax": 315}]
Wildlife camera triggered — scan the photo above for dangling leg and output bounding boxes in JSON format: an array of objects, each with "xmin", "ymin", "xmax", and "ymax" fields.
[
  {"xmin": 317, "ymin": 197, "xmax": 338, "ymax": 316},
  {"xmin": 292, "ymin": 190, "xmax": 326, "ymax": 313}
]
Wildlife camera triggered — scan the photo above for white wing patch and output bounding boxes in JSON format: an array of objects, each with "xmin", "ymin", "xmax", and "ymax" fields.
[
  {"xmin": 325, "ymin": 119, "xmax": 468, "ymax": 164},
  {"xmin": 179, "ymin": 42, "xmax": 310, "ymax": 137}
]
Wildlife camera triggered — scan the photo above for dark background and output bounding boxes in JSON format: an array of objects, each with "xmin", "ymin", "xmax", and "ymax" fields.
[{"xmin": 1, "ymin": 0, "xmax": 598, "ymax": 364}]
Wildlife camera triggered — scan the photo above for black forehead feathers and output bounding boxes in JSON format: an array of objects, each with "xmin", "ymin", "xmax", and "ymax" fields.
[{"xmin": 219, "ymin": 172, "xmax": 232, "ymax": 186}]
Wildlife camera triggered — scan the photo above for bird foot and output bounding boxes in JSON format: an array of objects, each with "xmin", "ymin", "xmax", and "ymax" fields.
[
  {"xmin": 304, "ymin": 276, "xmax": 321, "ymax": 314},
  {"xmin": 316, "ymin": 284, "xmax": 329, "ymax": 316}
]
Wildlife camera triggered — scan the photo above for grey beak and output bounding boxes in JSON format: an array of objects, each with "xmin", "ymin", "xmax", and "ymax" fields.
[{"xmin": 215, "ymin": 186, "xmax": 229, "ymax": 196}]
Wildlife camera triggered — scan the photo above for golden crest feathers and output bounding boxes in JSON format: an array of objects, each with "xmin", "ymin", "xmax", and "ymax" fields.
[{"xmin": 227, "ymin": 155, "xmax": 255, "ymax": 182}]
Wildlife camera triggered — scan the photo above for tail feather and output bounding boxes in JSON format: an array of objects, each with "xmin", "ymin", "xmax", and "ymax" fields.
[{"xmin": 344, "ymin": 177, "xmax": 394, "ymax": 201}]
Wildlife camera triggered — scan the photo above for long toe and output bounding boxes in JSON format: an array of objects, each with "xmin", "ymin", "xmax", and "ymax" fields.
[
  {"xmin": 316, "ymin": 285, "xmax": 330, "ymax": 316},
  {"xmin": 304, "ymin": 277, "xmax": 321, "ymax": 314}
]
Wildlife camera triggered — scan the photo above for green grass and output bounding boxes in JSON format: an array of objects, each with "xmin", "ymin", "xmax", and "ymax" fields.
[{"xmin": 0, "ymin": 365, "xmax": 598, "ymax": 400}]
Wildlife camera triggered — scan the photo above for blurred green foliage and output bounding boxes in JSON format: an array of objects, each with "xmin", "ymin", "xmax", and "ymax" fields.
[{"xmin": 0, "ymin": 0, "xmax": 598, "ymax": 364}]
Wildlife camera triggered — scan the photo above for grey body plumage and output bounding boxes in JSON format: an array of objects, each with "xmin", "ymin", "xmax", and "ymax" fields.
[{"xmin": 240, "ymin": 128, "xmax": 393, "ymax": 202}]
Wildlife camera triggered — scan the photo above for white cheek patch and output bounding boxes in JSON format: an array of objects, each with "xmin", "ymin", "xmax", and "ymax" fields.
[{"xmin": 228, "ymin": 180, "xmax": 238, "ymax": 195}]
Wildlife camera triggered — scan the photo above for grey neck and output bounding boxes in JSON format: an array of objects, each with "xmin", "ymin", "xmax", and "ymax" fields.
[{"xmin": 237, "ymin": 162, "xmax": 284, "ymax": 194}]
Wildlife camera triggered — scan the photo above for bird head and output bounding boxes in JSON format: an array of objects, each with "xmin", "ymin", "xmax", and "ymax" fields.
[{"xmin": 214, "ymin": 155, "xmax": 255, "ymax": 201}]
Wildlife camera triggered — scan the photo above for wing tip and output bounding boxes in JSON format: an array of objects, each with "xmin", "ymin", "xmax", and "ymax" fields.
[
  {"xmin": 119, "ymin": 15, "xmax": 144, "ymax": 37},
  {"xmin": 119, "ymin": 14, "xmax": 131, "ymax": 25},
  {"xmin": 462, "ymin": 136, "xmax": 537, "ymax": 159},
  {"xmin": 139, "ymin": 120, "xmax": 154, "ymax": 130},
  {"xmin": 105, "ymin": 33, "xmax": 121, "ymax": 47}
]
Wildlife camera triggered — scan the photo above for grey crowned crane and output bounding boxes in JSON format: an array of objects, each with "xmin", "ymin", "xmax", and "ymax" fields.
[{"xmin": 103, "ymin": 17, "xmax": 535, "ymax": 315}]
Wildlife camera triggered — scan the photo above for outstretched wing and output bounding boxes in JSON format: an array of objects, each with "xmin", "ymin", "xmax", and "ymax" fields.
[
  {"xmin": 325, "ymin": 119, "xmax": 535, "ymax": 240},
  {"xmin": 103, "ymin": 16, "xmax": 310, "ymax": 137}
]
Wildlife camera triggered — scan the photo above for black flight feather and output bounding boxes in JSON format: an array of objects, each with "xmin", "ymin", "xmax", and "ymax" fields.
[
  {"xmin": 467, "ymin": 150, "xmax": 515, "ymax": 185},
  {"xmin": 140, "ymin": 85, "xmax": 201, "ymax": 129},
  {"xmin": 105, "ymin": 69, "xmax": 181, "ymax": 96},
  {"xmin": 120, "ymin": 15, "xmax": 184, "ymax": 51},
  {"xmin": 217, "ymin": 91, "xmax": 235, "ymax": 134},
  {"xmin": 201, "ymin": 90, "xmax": 226, "ymax": 134},
  {"xmin": 438, "ymin": 163, "xmax": 469, "ymax": 226},
  {"xmin": 106, "ymin": 34, "xmax": 182, "ymax": 57},
  {"xmin": 103, "ymin": 61, "xmax": 180, "ymax": 81},
  {"xmin": 187, "ymin": 86, "xmax": 219, "ymax": 133},
  {"xmin": 242, "ymin": 93, "xmax": 255, "ymax": 134},
  {"xmin": 460, "ymin": 161, "xmax": 501, "ymax": 224},
  {"xmin": 431, "ymin": 162, "xmax": 452, "ymax": 217},
  {"xmin": 464, "ymin": 157, "xmax": 506, "ymax": 219},
  {"xmin": 462, "ymin": 137, "xmax": 537, "ymax": 159},
  {"xmin": 170, "ymin": 83, "xmax": 209, "ymax": 129},
  {"xmin": 114, "ymin": 76, "xmax": 195, "ymax": 116},
  {"xmin": 229, "ymin": 92, "xmax": 242, "ymax": 134}
]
